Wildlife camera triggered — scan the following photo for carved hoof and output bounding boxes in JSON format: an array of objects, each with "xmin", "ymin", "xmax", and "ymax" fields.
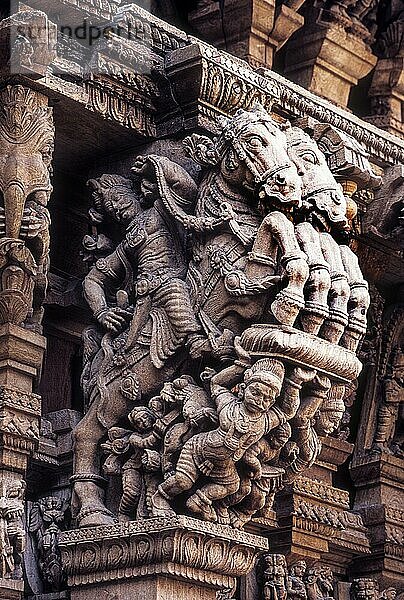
[
  {"xmin": 186, "ymin": 494, "xmax": 217, "ymax": 522},
  {"xmin": 77, "ymin": 506, "xmax": 116, "ymax": 527},
  {"xmin": 271, "ymin": 291, "xmax": 302, "ymax": 326},
  {"xmin": 215, "ymin": 505, "xmax": 231, "ymax": 525}
]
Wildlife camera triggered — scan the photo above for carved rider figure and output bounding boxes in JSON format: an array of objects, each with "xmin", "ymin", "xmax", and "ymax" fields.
[{"xmin": 83, "ymin": 173, "xmax": 202, "ymax": 368}]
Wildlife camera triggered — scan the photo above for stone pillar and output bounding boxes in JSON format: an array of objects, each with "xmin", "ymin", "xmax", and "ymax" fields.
[
  {"xmin": 0, "ymin": 84, "xmax": 54, "ymax": 597},
  {"xmin": 189, "ymin": 0, "xmax": 305, "ymax": 69},
  {"xmin": 283, "ymin": 2, "xmax": 377, "ymax": 108},
  {"xmin": 59, "ymin": 516, "xmax": 268, "ymax": 600},
  {"xmin": 366, "ymin": 13, "xmax": 404, "ymax": 138}
]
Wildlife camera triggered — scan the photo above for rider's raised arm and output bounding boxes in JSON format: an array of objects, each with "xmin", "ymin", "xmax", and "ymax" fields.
[{"xmin": 266, "ymin": 368, "xmax": 315, "ymax": 432}]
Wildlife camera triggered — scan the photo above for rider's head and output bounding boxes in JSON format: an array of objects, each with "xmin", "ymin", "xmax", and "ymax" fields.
[{"xmin": 87, "ymin": 175, "xmax": 141, "ymax": 225}]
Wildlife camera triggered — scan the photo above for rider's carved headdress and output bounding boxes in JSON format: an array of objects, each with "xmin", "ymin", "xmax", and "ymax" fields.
[{"xmin": 244, "ymin": 358, "xmax": 285, "ymax": 394}]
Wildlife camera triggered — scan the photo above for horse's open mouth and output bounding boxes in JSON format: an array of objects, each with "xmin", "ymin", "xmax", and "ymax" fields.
[{"xmin": 257, "ymin": 186, "xmax": 299, "ymax": 216}]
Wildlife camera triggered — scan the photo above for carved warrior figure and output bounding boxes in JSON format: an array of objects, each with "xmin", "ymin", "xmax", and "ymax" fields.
[
  {"xmin": 0, "ymin": 85, "xmax": 54, "ymax": 327},
  {"xmin": 72, "ymin": 104, "xmax": 369, "ymax": 528},
  {"xmin": 373, "ymin": 347, "xmax": 404, "ymax": 456},
  {"xmin": 29, "ymin": 496, "xmax": 69, "ymax": 592},
  {"xmin": 0, "ymin": 480, "xmax": 26, "ymax": 579}
]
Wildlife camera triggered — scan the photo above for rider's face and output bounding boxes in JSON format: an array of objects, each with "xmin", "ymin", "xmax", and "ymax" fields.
[
  {"xmin": 110, "ymin": 191, "xmax": 138, "ymax": 224},
  {"xmin": 244, "ymin": 381, "xmax": 276, "ymax": 412}
]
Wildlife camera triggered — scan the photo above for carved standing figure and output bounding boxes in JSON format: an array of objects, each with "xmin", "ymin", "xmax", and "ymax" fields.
[
  {"xmin": 0, "ymin": 480, "xmax": 26, "ymax": 579},
  {"xmin": 263, "ymin": 554, "xmax": 288, "ymax": 600},
  {"xmin": 287, "ymin": 561, "xmax": 308, "ymax": 600}
]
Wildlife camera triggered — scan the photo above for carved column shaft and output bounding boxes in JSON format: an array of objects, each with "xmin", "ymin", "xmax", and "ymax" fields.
[{"xmin": 0, "ymin": 83, "xmax": 54, "ymax": 594}]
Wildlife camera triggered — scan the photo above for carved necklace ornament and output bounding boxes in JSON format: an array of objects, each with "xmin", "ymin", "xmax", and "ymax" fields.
[{"xmin": 72, "ymin": 103, "xmax": 371, "ymax": 530}]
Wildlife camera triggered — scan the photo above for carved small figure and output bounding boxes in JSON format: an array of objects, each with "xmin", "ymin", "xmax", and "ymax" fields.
[
  {"xmin": 102, "ymin": 406, "xmax": 165, "ymax": 521},
  {"xmin": 380, "ymin": 588, "xmax": 397, "ymax": 600},
  {"xmin": 0, "ymin": 480, "xmax": 26, "ymax": 579},
  {"xmin": 317, "ymin": 565, "xmax": 334, "ymax": 600},
  {"xmin": 350, "ymin": 579, "xmax": 379, "ymax": 600},
  {"xmin": 373, "ymin": 348, "xmax": 404, "ymax": 456},
  {"xmin": 287, "ymin": 560, "xmax": 307, "ymax": 600},
  {"xmin": 263, "ymin": 554, "xmax": 288, "ymax": 600},
  {"xmin": 29, "ymin": 496, "xmax": 69, "ymax": 592}
]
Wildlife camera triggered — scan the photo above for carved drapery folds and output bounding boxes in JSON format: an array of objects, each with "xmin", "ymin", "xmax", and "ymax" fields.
[
  {"xmin": 69, "ymin": 103, "xmax": 374, "ymax": 535},
  {"xmin": 0, "ymin": 85, "xmax": 54, "ymax": 327}
]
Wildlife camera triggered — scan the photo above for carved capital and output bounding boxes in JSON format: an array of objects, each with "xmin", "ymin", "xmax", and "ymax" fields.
[{"xmin": 59, "ymin": 517, "xmax": 268, "ymax": 592}]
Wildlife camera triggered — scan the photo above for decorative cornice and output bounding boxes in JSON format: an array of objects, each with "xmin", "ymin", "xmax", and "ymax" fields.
[{"xmin": 193, "ymin": 41, "xmax": 404, "ymax": 164}]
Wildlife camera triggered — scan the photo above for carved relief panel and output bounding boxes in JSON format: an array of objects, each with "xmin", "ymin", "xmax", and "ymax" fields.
[{"xmin": 70, "ymin": 104, "xmax": 377, "ymax": 534}]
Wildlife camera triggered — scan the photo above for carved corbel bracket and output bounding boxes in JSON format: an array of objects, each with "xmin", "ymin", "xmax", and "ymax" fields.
[
  {"xmin": 164, "ymin": 40, "xmax": 281, "ymax": 134},
  {"xmin": 0, "ymin": 84, "xmax": 54, "ymax": 327},
  {"xmin": 59, "ymin": 516, "xmax": 268, "ymax": 597}
]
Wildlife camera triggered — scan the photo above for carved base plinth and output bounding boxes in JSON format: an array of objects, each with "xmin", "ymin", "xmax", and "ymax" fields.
[
  {"xmin": 0, "ymin": 578, "xmax": 24, "ymax": 600},
  {"xmin": 59, "ymin": 516, "xmax": 268, "ymax": 599}
]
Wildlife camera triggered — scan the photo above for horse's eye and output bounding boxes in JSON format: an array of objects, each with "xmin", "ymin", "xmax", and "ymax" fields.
[
  {"xmin": 246, "ymin": 136, "xmax": 264, "ymax": 148},
  {"xmin": 299, "ymin": 150, "xmax": 319, "ymax": 164}
]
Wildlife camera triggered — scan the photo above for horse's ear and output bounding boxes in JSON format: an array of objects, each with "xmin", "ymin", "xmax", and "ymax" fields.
[{"xmin": 183, "ymin": 134, "xmax": 220, "ymax": 167}]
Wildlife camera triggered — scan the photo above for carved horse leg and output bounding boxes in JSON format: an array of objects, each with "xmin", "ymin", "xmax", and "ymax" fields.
[
  {"xmin": 295, "ymin": 222, "xmax": 331, "ymax": 335},
  {"xmin": 72, "ymin": 342, "xmax": 176, "ymax": 527},
  {"xmin": 339, "ymin": 245, "xmax": 370, "ymax": 352},
  {"xmin": 247, "ymin": 211, "xmax": 309, "ymax": 326},
  {"xmin": 319, "ymin": 233, "xmax": 350, "ymax": 344}
]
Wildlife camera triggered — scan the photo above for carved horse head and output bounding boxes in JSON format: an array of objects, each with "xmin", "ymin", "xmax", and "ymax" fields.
[
  {"xmin": 184, "ymin": 104, "xmax": 302, "ymax": 211},
  {"xmin": 285, "ymin": 127, "xmax": 348, "ymax": 233},
  {"xmin": 0, "ymin": 85, "xmax": 54, "ymax": 239}
]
